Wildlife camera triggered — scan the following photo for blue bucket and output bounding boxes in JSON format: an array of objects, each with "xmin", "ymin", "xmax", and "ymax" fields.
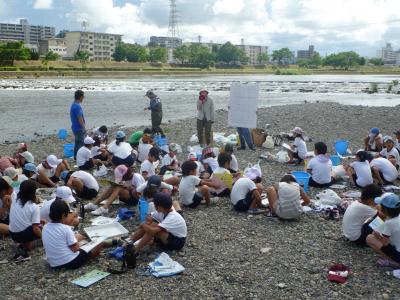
[
  {"xmin": 63, "ymin": 143, "xmax": 74, "ymax": 158},
  {"xmin": 334, "ymin": 140, "xmax": 349, "ymax": 156},
  {"xmin": 139, "ymin": 197, "xmax": 149, "ymax": 223},
  {"xmin": 58, "ymin": 129, "xmax": 68, "ymax": 140},
  {"xmin": 154, "ymin": 136, "xmax": 168, "ymax": 147},
  {"xmin": 330, "ymin": 155, "xmax": 341, "ymax": 166},
  {"xmin": 292, "ymin": 171, "xmax": 311, "ymax": 192}
]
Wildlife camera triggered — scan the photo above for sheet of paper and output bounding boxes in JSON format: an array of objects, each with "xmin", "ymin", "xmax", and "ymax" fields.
[
  {"xmin": 369, "ymin": 217, "xmax": 384, "ymax": 233},
  {"xmin": 71, "ymin": 270, "xmax": 110, "ymax": 288},
  {"xmin": 282, "ymin": 143, "xmax": 293, "ymax": 152},
  {"xmin": 79, "ymin": 236, "xmax": 107, "ymax": 253},
  {"xmin": 228, "ymin": 83, "xmax": 259, "ymax": 129}
]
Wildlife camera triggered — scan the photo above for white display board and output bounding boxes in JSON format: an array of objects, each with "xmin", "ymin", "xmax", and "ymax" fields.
[{"xmin": 228, "ymin": 83, "xmax": 260, "ymax": 129}]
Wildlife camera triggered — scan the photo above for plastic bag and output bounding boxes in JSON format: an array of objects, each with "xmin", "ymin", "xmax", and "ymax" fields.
[
  {"xmin": 276, "ymin": 151, "xmax": 289, "ymax": 163},
  {"xmin": 190, "ymin": 134, "xmax": 199, "ymax": 143},
  {"xmin": 315, "ymin": 189, "xmax": 342, "ymax": 206},
  {"xmin": 213, "ymin": 132, "xmax": 226, "ymax": 144},
  {"xmin": 332, "ymin": 165, "xmax": 346, "ymax": 178},
  {"xmin": 148, "ymin": 252, "xmax": 185, "ymax": 278},
  {"xmin": 227, "ymin": 134, "xmax": 238, "ymax": 145},
  {"xmin": 244, "ymin": 161, "xmax": 262, "ymax": 178},
  {"xmin": 262, "ymin": 136, "xmax": 274, "ymax": 149},
  {"xmin": 93, "ymin": 165, "xmax": 108, "ymax": 177}
]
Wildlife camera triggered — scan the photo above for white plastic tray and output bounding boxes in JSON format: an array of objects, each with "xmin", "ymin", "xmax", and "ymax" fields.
[{"xmin": 84, "ymin": 222, "xmax": 129, "ymax": 240}]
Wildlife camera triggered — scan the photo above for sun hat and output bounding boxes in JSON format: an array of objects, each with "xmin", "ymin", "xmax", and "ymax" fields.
[
  {"xmin": 370, "ymin": 127, "xmax": 380, "ymax": 135},
  {"xmin": 375, "ymin": 193, "xmax": 400, "ymax": 209},
  {"xmin": 169, "ymin": 143, "xmax": 178, "ymax": 153},
  {"xmin": 84, "ymin": 136, "xmax": 95, "ymax": 145},
  {"xmin": 188, "ymin": 152, "xmax": 197, "ymax": 161},
  {"xmin": 291, "ymin": 127, "xmax": 304, "ymax": 135},
  {"xmin": 4, "ymin": 167, "xmax": 18, "ymax": 180},
  {"xmin": 46, "ymin": 155, "xmax": 62, "ymax": 168},
  {"xmin": 115, "ymin": 131, "xmax": 126, "ymax": 139},
  {"xmin": 23, "ymin": 163, "xmax": 38, "ymax": 174},
  {"xmin": 114, "ymin": 165, "xmax": 129, "ymax": 183},
  {"xmin": 19, "ymin": 151, "xmax": 34, "ymax": 163},
  {"xmin": 56, "ymin": 186, "xmax": 76, "ymax": 203},
  {"xmin": 383, "ymin": 136, "xmax": 393, "ymax": 143},
  {"xmin": 147, "ymin": 175, "xmax": 162, "ymax": 188},
  {"xmin": 0, "ymin": 176, "xmax": 13, "ymax": 188}
]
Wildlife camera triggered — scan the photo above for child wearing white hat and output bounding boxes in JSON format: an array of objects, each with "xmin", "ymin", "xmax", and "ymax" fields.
[
  {"xmin": 76, "ymin": 136, "xmax": 103, "ymax": 170},
  {"xmin": 35, "ymin": 155, "xmax": 70, "ymax": 188},
  {"xmin": 287, "ymin": 127, "xmax": 307, "ymax": 164}
]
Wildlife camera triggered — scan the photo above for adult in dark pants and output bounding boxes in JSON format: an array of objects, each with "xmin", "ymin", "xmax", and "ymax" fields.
[
  {"xmin": 144, "ymin": 90, "xmax": 165, "ymax": 137},
  {"xmin": 237, "ymin": 127, "xmax": 256, "ymax": 151},
  {"xmin": 70, "ymin": 90, "xmax": 86, "ymax": 160},
  {"xmin": 197, "ymin": 89, "xmax": 215, "ymax": 147}
]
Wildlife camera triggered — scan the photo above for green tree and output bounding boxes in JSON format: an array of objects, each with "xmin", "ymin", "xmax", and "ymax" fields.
[
  {"xmin": 323, "ymin": 51, "xmax": 362, "ymax": 69},
  {"xmin": 125, "ymin": 44, "xmax": 148, "ymax": 62},
  {"xmin": 173, "ymin": 45, "xmax": 190, "ymax": 64},
  {"xmin": 257, "ymin": 52, "xmax": 269, "ymax": 64},
  {"xmin": 0, "ymin": 41, "xmax": 31, "ymax": 66},
  {"xmin": 113, "ymin": 41, "xmax": 126, "ymax": 62},
  {"xmin": 369, "ymin": 58, "xmax": 384, "ymax": 66},
  {"xmin": 44, "ymin": 51, "xmax": 60, "ymax": 61},
  {"xmin": 216, "ymin": 42, "xmax": 248, "ymax": 64},
  {"xmin": 74, "ymin": 50, "xmax": 91, "ymax": 67},
  {"xmin": 297, "ymin": 59, "xmax": 309, "ymax": 68},
  {"xmin": 187, "ymin": 44, "xmax": 215, "ymax": 68},
  {"xmin": 272, "ymin": 48, "xmax": 294, "ymax": 66},
  {"xmin": 149, "ymin": 47, "xmax": 167, "ymax": 63},
  {"xmin": 310, "ymin": 52, "xmax": 322, "ymax": 67},
  {"xmin": 29, "ymin": 49, "xmax": 40, "ymax": 60}
]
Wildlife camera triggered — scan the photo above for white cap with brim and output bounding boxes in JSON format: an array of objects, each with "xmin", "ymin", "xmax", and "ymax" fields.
[
  {"xmin": 4, "ymin": 167, "xmax": 18, "ymax": 179},
  {"xmin": 1, "ymin": 176, "xmax": 13, "ymax": 188},
  {"xmin": 56, "ymin": 186, "xmax": 76, "ymax": 204},
  {"xmin": 46, "ymin": 155, "xmax": 62, "ymax": 168},
  {"xmin": 84, "ymin": 136, "xmax": 95, "ymax": 144},
  {"xmin": 19, "ymin": 151, "xmax": 34, "ymax": 163},
  {"xmin": 245, "ymin": 168, "xmax": 262, "ymax": 180}
]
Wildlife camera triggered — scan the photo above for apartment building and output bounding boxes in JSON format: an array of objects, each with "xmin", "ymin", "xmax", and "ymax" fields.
[
  {"xmin": 376, "ymin": 43, "xmax": 400, "ymax": 65},
  {"xmin": 237, "ymin": 44, "xmax": 269, "ymax": 65},
  {"xmin": 65, "ymin": 31, "xmax": 122, "ymax": 61},
  {"xmin": 297, "ymin": 45, "xmax": 315, "ymax": 60},
  {"xmin": 149, "ymin": 36, "xmax": 182, "ymax": 48},
  {"xmin": 38, "ymin": 38, "xmax": 67, "ymax": 57},
  {"xmin": 0, "ymin": 19, "xmax": 55, "ymax": 50}
]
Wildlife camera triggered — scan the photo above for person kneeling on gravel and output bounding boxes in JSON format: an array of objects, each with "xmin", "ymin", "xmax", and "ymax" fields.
[{"xmin": 130, "ymin": 193, "xmax": 187, "ymax": 254}]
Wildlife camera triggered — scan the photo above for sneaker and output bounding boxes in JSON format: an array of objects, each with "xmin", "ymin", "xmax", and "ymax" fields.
[
  {"xmin": 13, "ymin": 250, "xmax": 30, "ymax": 262},
  {"xmin": 91, "ymin": 206, "xmax": 109, "ymax": 216},
  {"xmin": 377, "ymin": 258, "xmax": 400, "ymax": 268},
  {"xmin": 247, "ymin": 208, "xmax": 265, "ymax": 215},
  {"xmin": 84, "ymin": 203, "xmax": 99, "ymax": 211}
]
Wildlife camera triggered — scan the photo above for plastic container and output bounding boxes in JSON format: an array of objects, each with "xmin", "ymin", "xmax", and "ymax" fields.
[
  {"xmin": 58, "ymin": 129, "xmax": 68, "ymax": 140},
  {"xmin": 154, "ymin": 136, "xmax": 168, "ymax": 147},
  {"xmin": 292, "ymin": 171, "xmax": 311, "ymax": 192},
  {"xmin": 334, "ymin": 140, "xmax": 349, "ymax": 156},
  {"xmin": 139, "ymin": 197, "xmax": 149, "ymax": 223},
  {"xmin": 63, "ymin": 143, "xmax": 74, "ymax": 158},
  {"xmin": 330, "ymin": 155, "xmax": 341, "ymax": 166}
]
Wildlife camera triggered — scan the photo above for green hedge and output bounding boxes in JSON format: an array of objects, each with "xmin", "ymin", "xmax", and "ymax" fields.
[{"xmin": 0, "ymin": 66, "xmax": 18, "ymax": 71}]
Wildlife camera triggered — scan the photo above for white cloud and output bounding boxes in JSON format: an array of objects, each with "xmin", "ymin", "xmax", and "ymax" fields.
[
  {"xmin": 33, "ymin": 0, "xmax": 53, "ymax": 9},
  {"xmin": 66, "ymin": 0, "xmax": 400, "ymax": 56}
]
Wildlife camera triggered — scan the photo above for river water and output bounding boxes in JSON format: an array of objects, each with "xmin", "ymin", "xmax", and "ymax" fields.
[{"xmin": 0, "ymin": 74, "xmax": 399, "ymax": 143}]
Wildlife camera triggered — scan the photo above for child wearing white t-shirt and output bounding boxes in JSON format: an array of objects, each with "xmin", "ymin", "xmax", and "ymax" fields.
[
  {"xmin": 379, "ymin": 136, "xmax": 400, "ymax": 168},
  {"xmin": 307, "ymin": 142, "xmax": 335, "ymax": 188},
  {"xmin": 187, "ymin": 152, "xmax": 206, "ymax": 178},
  {"xmin": 210, "ymin": 153, "xmax": 235, "ymax": 197},
  {"xmin": 347, "ymin": 151, "xmax": 374, "ymax": 188},
  {"xmin": 130, "ymin": 193, "xmax": 187, "ymax": 253},
  {"xmin": 160, "ymin": 143, "xmax": 180, "ymax": 175},
  {"xmin": 62, "ymin": 170, "xmax": 99, "ymax": 200},
  {"xmin": 224, "ymin": 143, "xmax": 239, "ymax": 173},
  {"xmin": 370, "ymin": 157, "xmax": 398, "ymax": 185},
  {"xmin": 367, "ymin": 193, "xmax": 400, "ymax": 267},
  {"xmin": 288, "ymin": 127, "xmax": 308, "ymax": 164},
  {"xmin": 107, "ymin": 131, "xmax": 135, "ymax": 167},
  {"xmin": 201, "ymin": 147, "xmax": 218, "ymax": 174},
  {"xmin": 364, "ymin": 127, "xmax": 383, "ymax": 152}
]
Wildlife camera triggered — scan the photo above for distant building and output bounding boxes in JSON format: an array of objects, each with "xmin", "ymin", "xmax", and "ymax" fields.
[
  {"xmin": 376, "ymin": 43, "xmax": 400, "ymax": 65},
  {"xmin": 64, "ymin": 31, "xmax": 122, "ymax": 61},
  {"xmin": 297, "ymin": 45, "xmax": 315, "ymax": 60},
  {"xmin": 39, "ymin": 38, "xmax": 67, "ymax": 57},
  {"xmin": 149, "ymin": 36, "xmax": 182, "ymax": 48},
  {"xmin": 0, "ymin": 19, "xmax": 55, "ymax": 50}
]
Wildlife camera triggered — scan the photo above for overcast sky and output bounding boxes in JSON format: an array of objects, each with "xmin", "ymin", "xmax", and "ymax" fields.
[{"xmin": 1, "ymin": 0, "xmax": 400, "ymax": 56}]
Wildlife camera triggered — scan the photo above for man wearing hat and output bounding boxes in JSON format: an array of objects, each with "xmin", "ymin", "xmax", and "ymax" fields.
[
  {"xmin": 364, "ymin": 127, "xmax": 383, "ymax": 152},
  {"xmin": 196, "ymin": 89, "xmax": 215, "ymax": 147},
  {"xmin": 144, "ymin": 90, "xmax": 165, "ymax": 137},
  {"xmin": 76, "ymin": 136, "xmax": 103, "ymax": 170}
]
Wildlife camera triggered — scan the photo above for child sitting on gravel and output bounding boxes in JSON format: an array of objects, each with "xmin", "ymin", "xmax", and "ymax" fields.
[
  {"xmin": 179, "ymin": 161, "xmax": 218, "ymax": 208},
  {"xmin": 267, "ymin": 174, "xmax": 310, "ymax": 219},
  {"xmin": 342, "ymin": 184, "xmax": 382, "ymax": 246},
  {"xmin": 202, "ymin": 147, "xmax": 218, "ymax": 174},
  {"xmin": 224, "ymin": 143, "xmax": 239, "ymax": 173},
  {"xmin": 130, "ymin": 193, "xmax": 187, "ymax": 253},
  {"xmin": 76, "ymin": 136, "xmax": 103, "ymax": 170},
  {"xmin": 366, "ymin": 193, "xmax": 400, "ymax": 268},
  {"xmin": 0, "ymin": 176, "xmax": 14, "ymax": 236},
  {"xmin": 287, "ymin": 127, "xmax": 308, "ymax": 164},
  {"xmin": 35, "ymin": 155, "xmax": 70, "ymax": 188},
  {"xmin": 188, "ymin": 152, "xmax": 206, "ymax": 178},
  {"xmin": 42, "ymin": 200, "xmax": 102, "ymax": 269},
  {"xmin": 230, "ymin": 167, "xmax": 264, "ymax": 214},
  {"xmin": 137, "ymin": 134, "xmax": 153, "ymax": 163},
  {"xmin": 210, "ymin": 153, "xmax": 234, "ymax": 197},
  {"xmin": 307, "ymin": 142, "xmax": 335, "ymax": 188},
  {"xmin": 379, "ymin": 136, "xmax": 400, "ymax": 168},
  {"xmin": 364, "ymin": 127, "xmax": 383, "ymax": 152},
  {"xmin": 92, "ymin": 125, "xmax": 109, "ymax": 144},
  {"xmin": 62, "ymin": 170, "xmax": 99, "ymax": 200},
  {"xmin": 91, "ymin": 136, "xmax": 110, "ymax": 162},
  {"xmin": 140, "ymin": 147, "xmax": 160, "ymax": 180},
  {"xmin": 370, "ymin": 157, "xmax": 398, "ymax": 185},
  {"xmin": 160, "ymin": 143, "xmax": 180, "ymax": 175},
  {"xmin": 107, "ymin": 131, "xmax": 135, "ymax": 167},
  {"xmin": 346, "ymin": 150, "xmax": 374, "ymax": 188}
]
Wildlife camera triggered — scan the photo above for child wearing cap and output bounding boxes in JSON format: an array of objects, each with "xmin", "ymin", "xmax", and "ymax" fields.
[
  {"xmin": 307, "ymin": 142, "xmax": 336, "ymax": 188},
  {"xmin": 202, "ymin": 147, "xmax": 218, "ymax": 174},
  {"xmin": 137, "ymin": 133, "xmax": 153, "ymax": 163},
  {"xmin": 21, "ymin": 163, "xmax": 41, "ymax": 186},
  {"xmin": 366, "ymin": 193, "xmax": 400, "ymax": 267},
  {"xmin": 107, "ymin": 131, "xmax": 135, "ymax": 167},
  {"xmin": 210, "ymin": 153, "xmax": 235, "ymax": 197},
  {"xmin": 230, "ymin": 168, "xmax": 264, "ymax": 214},
  {"xmin": 378, "ymin": 136, "xmax": 400, "ymax": 168},
  {"xmin": 267, "ymin": 174, "xmax": 310, "ymax": 219},
  {"xmin": 42, "ymin": 199, "xmax": 102, "ymax": 269},
  {"xmin": 342, "ymin": 184, "xmax": 383, "ymax": 245},
  {"xmin": 16, "ymin": 151, "xmax": 34, "ymax": 168},
  {"xmin": 130, "ymin": 192, "xmax": 187, "ymax": 253},
  {"xmin": 63, "ymin": 170, "xmax": 99, "ymax": 200},
  {"xmin": 0, "ymin": 176, "xmax": 14, "ymax": 236},
  {"xmin": 287, "ymin": 127, "xmax": 308, "ymax": 164},
  {"xmin": 224, "ymin": 143, "xmax": 239, "ymax": 173},
  {"xmin": 188, "ymin": 152, "xmax": 206, "ymax": 178},
  {"xmin": 40, "ymin": 186, "xmax": 79, "ymax": 226},
  {"xmin": 346, "ymin": 151, "xmax": 374, "ymax": 188},
  {"xmin": 76, "ymin": 136, "xmax": 103, "ymax": 170},
  {"xmin": 160, "ymin": 143, "xmax": 180, "ymax": 175},
  {"xmin": 9, "ymin": 181, "xmax": 42, "ymax": 259},
  {"xmin": 364, "ymin": 127, "xmax": 383, "ymax": 152},
  {"xmin": 370, "ymin": 157, "xmax": 398, "ymax": 185},
  {"xmin": 179, "ymin": 161, "xmax": 219, "ymax": 208},
  {"xmin": 4, "ymin": 167, "xmax": 23, "ymax": 189},
  {"xmin": 35, "ymin": 155, "xmax": 70, "ymax": 188},
  {"xmin": 85, "ymin": 165, "xmax": 145, "ymax": 216}
]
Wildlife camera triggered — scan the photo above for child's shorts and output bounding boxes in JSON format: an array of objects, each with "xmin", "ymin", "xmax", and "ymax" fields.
[
  {"xmin": 10, "ymin": 225, "xmax": 40, "ymax": 243},
  {"xmin": 78, "ymin": 160, "xmax": 94, "ymax": 170},
  {"xmin": 309, "ymin": 177, "xmax": 334, "ymax": 188},
  {"xmin": 234, "ymin": 191, "xmax": 253, "ymax": 212},
  {"xmin": 120, "ymin": 191, "xmax": 139, "ymax": 206},
  {"xmin": 381, "ymin": 244, "xmax": 400, "ymax": 263},
  {"xmin": 351, "ymin": 174, "xmax": 363, "ymax": 189},
  {"xmin": 54, "ymin": 250, "xmax": 90, "ymax": 270},
  {"xmin": 185, "ymin": 192, "xmax": 204, "ymax": 209},
  {"xmin": 353, "ymin": 219, "xmax": 374, "ymax": 246},
  {"xmin": 93, "ymin": 154, "xmax": 108, "ymax": 162},
  {"xmin": 77, "ymin": 186, "xmax": 98, "ymax": 200},
  {"xmin": 160, "ymin": 234, "xmax": 186, "ymax": 251},
  {"xmin": 112, "ymin": 155, "xmax": 135, "ymax": 168}
]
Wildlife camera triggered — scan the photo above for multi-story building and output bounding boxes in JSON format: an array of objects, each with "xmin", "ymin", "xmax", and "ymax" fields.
[
  {"xmin": 297, "ymin": 45, "xmax": 315, "ymax": 60},
  {"xmin": 237, "ymin": 41, "xmax": 268, "ymax": 65},
  {"xmin": 376, "ymin": 43, "xmax": 400, "ymax": 65},
  {"xmin": 0, "ymin": 19, "xmax": 55, "ymax": 50},
  {"xmin": 149, "ymin": 36, "xmax": 182, "ymax": 48},
  {"xmin": 38, "ymin": 38, "xmax": 67, "ymax": 57},
  {"xmin": 64, "ymin": 31, "xmax": 122, "ymax": 61}
]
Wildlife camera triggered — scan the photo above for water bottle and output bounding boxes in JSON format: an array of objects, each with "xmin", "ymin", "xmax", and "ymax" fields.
[
  {"xmin": 80, "ymin": 202, "xmax": 85, "ymax": 219},
  {"xmin": 125, "ymin": 243, "xmax": 136, "ymax": 269},
  {"xmin": 139, "ymin": 197, "xmax": 149, "ymax": 223}
]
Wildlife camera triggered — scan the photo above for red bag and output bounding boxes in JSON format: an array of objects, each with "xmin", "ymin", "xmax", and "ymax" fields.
[{"xmin": 327, "ymin": 263, "xmax": 351, "ymax": 284}]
